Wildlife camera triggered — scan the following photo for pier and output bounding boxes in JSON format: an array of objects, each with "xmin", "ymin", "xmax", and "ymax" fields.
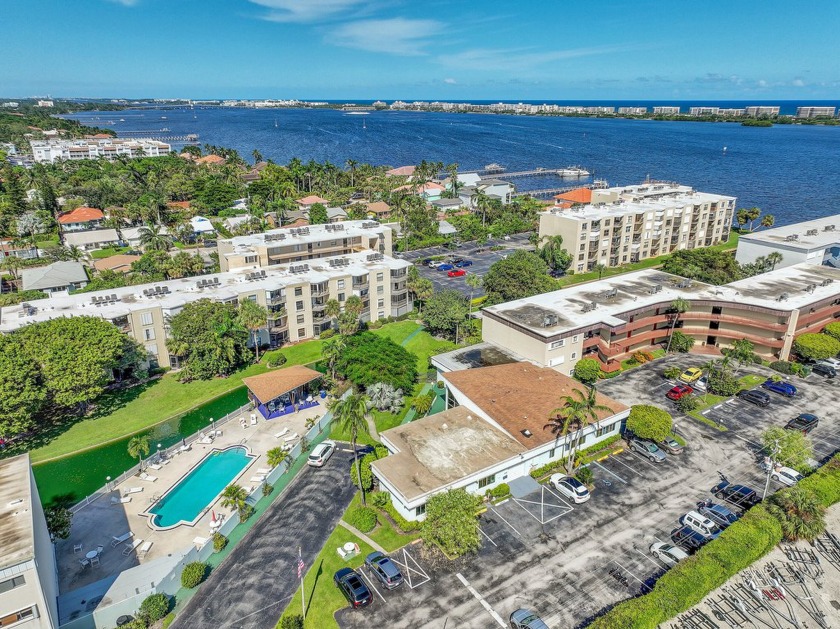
[
  {"xmin": 116, "ymin": 130, "xmax": 199, "ymax": 142},
  {"xmin": 479, "ymin": 166, "xmax": 591, "ymax": 179},
  {"xmin": 513, "ymin": 179, "xmax": 608, "ymax": 199}
]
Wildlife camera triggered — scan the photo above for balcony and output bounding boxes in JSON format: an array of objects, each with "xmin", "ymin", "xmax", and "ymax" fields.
[
  {"xmin": 589, "ymin": 232, "xmax": 600, "ymax": 240},
  {"xmin": 269, "ymin": 317, "xmax": 288, "ymax": 332},
  {"xmin": 311, "ymin": 283, "xmax": 328, "ymax": 297},
  {"xmin": 393, "ymin": 282, "xmax": 406, "ymax": 292},
  {"xmin": 267, "ymin": 294, "xmax": 285, "ymax": 306}
]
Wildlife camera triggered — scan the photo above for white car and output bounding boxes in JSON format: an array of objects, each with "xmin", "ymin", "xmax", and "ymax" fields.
[
  {"xmin": 649, "ymin": 542, "xmax": 689, "ymax": 567},
  {"xmin": 772, "ymin": 465, "xmax": 804, "ymax": 487},
  {"xmin": 817, "ymin": 357, "xmax": 840, "ymax": 369},
  {"xmin": 307, "ymin": 440, "xmax": 336, "ymax": 467},
  {"xmin": 694, "ymin": 376, "xmax": 708, "ymax": 392},
  {"xmin": 549, "ymin": 474, "xmax": 590, "ymax": 503}
]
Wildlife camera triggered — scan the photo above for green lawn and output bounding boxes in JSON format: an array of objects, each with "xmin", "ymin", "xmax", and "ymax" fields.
[
  {"xmin": 89, "ymin": 246, "xmax": 131, "ymax": 259},
  {"xmin": 348, "ymin": 492, "xmax": 420, "ymax": 552},
  {"xmin": 369, "ymin": 320, "xmax": 421, "ymax": 345},
  {"xmin": 403, "ymin": 328, "xmax": 457, "ymax": 375}
]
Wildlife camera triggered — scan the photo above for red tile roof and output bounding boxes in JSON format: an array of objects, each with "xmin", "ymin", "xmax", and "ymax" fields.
[
  {"xmin": 57, "ymin": 207, "xmax": 104, "ymax": 224},
  {"xmin": 296, "ymin": 195, "xmax": 328, "ymax": 205},
  {"xmin": 386, "ymin": 165, "xmax": 416, "ymax": 177},
  {"xmin": 554, "ymin": 188, "xmax": 592, "ymax": 204},
  {"xmin": 196, "ymin": 154, "xmax": 226, "ymax": 165},
  {"xmin": 166, "ymin": 201, "xmax": 192, "ymax": 209}
]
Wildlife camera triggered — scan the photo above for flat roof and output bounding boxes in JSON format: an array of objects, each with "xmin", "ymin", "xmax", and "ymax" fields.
[
  {"xmin": 220, "ymin": 220, "xmax": 390, "ymax": 257},
  {"xmin": 482, "ymin": 264, "xmax": 840, "ymax": 338},
  {"xmin": 737, "ymin": 215, "xmax": 840, "ymax": 251},
  {"xmin": 373, "ymin": 406, "xmax": 526, "ymax": 501},
  {"xmin": 443, "ymin": 363, "xmax": 627, "ymax": 447},
  {"xmin": 0, "ymin": 250, "xmax": 410, "ymax": 332},
  {"xmin": 541, "ymin": 190, "xmax": 734, "ymax": 223},
  {"xmin": 0, "ymin": 454, "xmax": 35, "ymax": 570},
  {"xmin": 432, "ymin": 342, "xmax": 524, "ymax": 372}
]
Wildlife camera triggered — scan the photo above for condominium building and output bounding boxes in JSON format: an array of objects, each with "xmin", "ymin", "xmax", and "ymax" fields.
[
  {"xmin": 653, "ymin": 106, "xmax": 680, "ymax": 114},
  {"xmin": 0, "ymin": 454, "xmax": 59, "ymax": 629},
  {"xmin": 796, "ymin": 106, "xmax": 836, "ymax": 119},
  {"xmin": 736, "ymin": 214, "xmax": 840, "ymax": 270},
  {"xmin": 217, "ymin": 220, "xmax": 393, "ymax": 272},
  {"xmin": 617, "ymin": 107, "xmax": 647, "ymax": 115},
  {"xmin": 539, "ymin": 182, "xmax": 735, "ymax": 273},
  {"xmin": 0, "ymin": 250, "xmax": 412, "ymax": 369},
  {"xmin": 745, "ymin": 106, "xmax": 780, "ymax": 117},
  {"xmin": 689, "ymin": 107, "xmax": 720, "ymax": 116},
  {"xmin": 478, "ymin": 264, "xmax": 840, "ymax": 376},
  {"xmin": 30, "ymin": 138, "xmax": 171, "ymax": 163}
]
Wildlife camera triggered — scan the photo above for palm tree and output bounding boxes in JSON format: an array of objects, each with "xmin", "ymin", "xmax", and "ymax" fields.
[
  {"xmin": 252, "ymin": 149, "xmax": 263, "ymax": 165},
  {"xmin": 445, "ymin": 162, "xmax": 460, "ymax": 198},
  {"xmin": 665, "ymin": 297, "xmax": 690, "ymax": 353},
  {"xmin": 127, "ymin": 435, "xmax": 150, "ymax": 469},
  {"xmin": 325, "ymin": 298, "xmax": 341, "ymax": 330},
  {"xmin": 545, "ymin": 387, "xmax": 612, "ymax": 474},
  {"xmin": 345, "ymin": 159, "xmax": 358, "ymax": 187},
  {"xmin": 466, "ymin": 273, "xmax": 482, "ymax": 314},
  {"xmin": 413, "ymin": 277, "xmax": 433, "ymax": 315},
  {"xmin": 767, "ymin": 251, "xmax": 783, "ymax": 270},
  {"xmin": 594, "ymin": 263, "xmax": 607, "ymax": 280},
  {"xmin": 220, "ymin": 484, "xmax": 249, "ymax": 513},
  {"xmin": 760, "ymin": 214, "xmax": 775, "ymax": 230},
  {"xmin": 472, "ymin": 187, "xmax": 491, "ymax": 227},
  {"xmin": 412, "ymin": 392, "xmax": 434, "ymax": 416},
  {"xmin": 267, "ymin": 447, "xmax": 291, "ymax": 470},
  {"xmin": 321, "ymin": 334, "xmax": 347, "ymax": 381},
  {"xmin": 238, "ymin": 300, "xmax": 268, "ymax": 361},
  {"xmin": 138, "ymin": 224, "xmax": 172, "ymax": 252},
  {"xmin": 745, "ymin": 207, "xmax": 762, "ymax": 232},
  {"xmin": 331, "ymin": 393, "xmax": 372, "ymax": 504},
  {"xmin": 766, "ymin": 487, "xmax": 826, "ymax": 541},
  {"xmin": 538, "ymin": 235, "xmax": 567, "ymax": 271}
]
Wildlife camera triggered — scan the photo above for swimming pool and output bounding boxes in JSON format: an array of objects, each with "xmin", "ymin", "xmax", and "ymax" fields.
[{"xmin": 147, "ymin": 446, "xmax": 255, "ymax": 529}]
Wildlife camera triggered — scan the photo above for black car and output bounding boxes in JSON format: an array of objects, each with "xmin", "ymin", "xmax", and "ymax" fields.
[
  {"xmin": 785, "ymin": 413, "xmax": 819, "ymax": 434},
  {"xmin": 697, "ymin": 501, "xmax": 740, "ymax": 529},
  {"xmin": 671, "ymin": 525, "xmax": 708, "ymax": 552},
  {"xmin": 334, "ymin": 568, "xmax": 372, "ymax": 608},
  {"xmin": 364, "ymin": 552, "xmax": 403, "ymax": 590},
  {"xmin": 811, "ymin": 363, "xmax": 836, "ymax": 378},
  {"xmin": 711, "ymin": 481, "xmax": 760, "ymax": 509},
  {"xmin": 736, "ymin": 389, "xmax": 771, "ymax": 407}
]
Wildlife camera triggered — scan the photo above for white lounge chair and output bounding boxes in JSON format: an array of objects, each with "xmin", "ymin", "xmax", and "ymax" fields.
[
  {"xmin": 283, "ymin": 433, "xmax": 299, "ymax": 442},
  {"xmin": 274, "ymin": 428, "xmax": 289, "ymax": 439},
  {"xmin": 256, "ymin": 467, "xmax": 271, "ymax": 475},
  {"xmin": 111, "ymin": 531, "xmax": 133, "ymax": 547},
  {"xmin": 96, "ymin": 545, "xmax": 104, "ymax": 554},
  {"xmin": 147, "ymin": 463, "xmax": 162, "ymax": 470},
  {"xmin": 198, "ymin": 436, "xmax": 214, "ymax": 445},
  {"xmin": 139, "ymin": 472, "xmax": 157, "ymax": 482},
  {"xmin": 178, "ymin": 444, "xmax": 191, "ymax": 453},
  {"xmin": 249, "ymin": 475, "xmax": 266, "ymax": 483},
  {"xmin": 193, "ymin": 536, "xmax": 210, "ymax": 548},
  {"xmin": 213, "ymin": 429, "xmax": 223, "ymax": 437},
  {"xmin": 111, "ymin": 496, "xmax": 131, "ymax": 505},
  {"xmin": 122, "ymin": 539, "xmax": 142, "ymax": 556},
  {"xmin": 138, "ymin": 541, "xmax": 152, "ymax": 556},
  {"xmin": 124, "ymin": 487, "xmax": 143, "ymax": 495}
]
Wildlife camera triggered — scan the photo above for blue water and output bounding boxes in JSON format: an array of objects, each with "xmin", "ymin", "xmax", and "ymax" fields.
[
  {"xmin": 148, "ymin": 446, "xmax": 253, "ymax": 528},
  {"xmin": 68, "ymin": 106, "xmax": 840, "ymax": 226}
]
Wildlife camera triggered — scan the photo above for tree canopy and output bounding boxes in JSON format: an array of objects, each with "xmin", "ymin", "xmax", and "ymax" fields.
[
  {"xmin": 334, "ymin": 332, "xmax": 418, "ymax": 392},
  {"xmin": 793, "ymin": 332, "xmax": 840, "ymax": 361},
  {"xmin": 421, "ymin": 489, "xmax": 482, "ymax": 557},
  {"xmin": 422, "ymin": 289, "xmax": 468, "ymax": 339},
  {"xmin": 626, "ymin": 405, "xmax": 673, "ymax": 442},
  {"xmin": 168, "ymin": 299, "xmax": 251, "ymax": 380},
  {"xmin": 660, "ymin": 249, "xmax": 744, "ymax": 285},
  {"xmin": 482, "ymin": 250, "xmax": 557, "ymax": 304}
]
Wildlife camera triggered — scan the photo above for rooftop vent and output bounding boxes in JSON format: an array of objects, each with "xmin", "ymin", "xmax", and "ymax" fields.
[
  {"xmin": 785, "ymin": 234, "xmax": 799, "ymax": 242},
  {"xmin": 582, "ymin": 301, "xmax": 597, "ymax": 313},
  {"xmin": 778, "ymin": 292, "xmax": 789, "ymax": 302},
  {"xmin": 264, "ymin": 233, "xmax": 286, "ymax": 242},
  {"xmin": 542, "ymin": 314, "xmax": 559, "ymax": 327},
  {"xmin": 824, "ymin": 225, "xmax": 836, "ymax": 232},
  {"xmin": 521, "ymin": 429, "xmax": 533, "ymax": 438},
  {"xmin": 648, "ymin": 284, "xmax": 663, "ymax": 294},
  {"xmin": 604, "ymin": 288, "xmax": 619, "ymax": 299},
  {"xmin": 821, "ymin": 278, "xmax": 834, "ymax": 287},
  {"xmin": 805, "ymin": 283, "xmax": 816, "ymax": 293},
  {"xmin": 366, "ymin": 253, "xmax": 384, "ymax": 262},
  {"xmin": 806, "ymin": 229, "xmax": 819, "ymax": 236},
  {"xmin": 676, "ymin": 279, "xmax": 693, "ymax": 289}
]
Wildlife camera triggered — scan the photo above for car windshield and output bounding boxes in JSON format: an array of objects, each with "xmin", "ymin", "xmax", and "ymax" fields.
[{"xmin": 645, "ymin": 443, "xmax": 658, "ymax": 452}]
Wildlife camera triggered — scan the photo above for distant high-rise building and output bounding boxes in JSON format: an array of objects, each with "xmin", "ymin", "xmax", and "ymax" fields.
[
  {"xmin": 689, "ymin": 106, "xmax": 720, "ymax": 116},
  {"xmin": 653, "ymin": 106, "xmax": 680, "ymax": 115},
  {"xmin": 796, "ymin": 106, "xmax": 836, "ymax": 119},
  {"xmin": 617, "ymin": 107, "xmax": 647, "ymax": 115},
  {"xmin": 745, "ymin": 106, "xmax": 780, "ymax": 117},
  {"xmin": 29, "ymin": 138, "xmax": 171, "ymax": 163}
]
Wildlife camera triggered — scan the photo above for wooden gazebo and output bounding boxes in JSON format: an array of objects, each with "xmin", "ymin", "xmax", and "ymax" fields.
[{"xmin": 243, "ymin": 365, "xmax": 322, "ymax": 420}]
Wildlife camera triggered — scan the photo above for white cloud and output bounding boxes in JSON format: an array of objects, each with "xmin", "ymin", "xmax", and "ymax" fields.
[
  {"xmin": 436, "ymin": 44, "xmax": 645, "ymax": 72},
  {"xmin": 443, "ymin": 77, "xmax": 457, "ymax": 84},
  {"xmin": 331, "ymin": 18, "xmax": 443, "ymax": 55},
  {"xmin": 106, "ymin": 0, "xmax": 141, "ymax": 6},
  {"xmin": 248, "ymin": 0, "xmax": 365, "ymax": 23},
  {"xmin": 791, "ymin": 78, "xmax": 806, "ymax": 87},
  {"xmin": 757, "ymin": 79, "xmax": 768, "ymax": 87}
]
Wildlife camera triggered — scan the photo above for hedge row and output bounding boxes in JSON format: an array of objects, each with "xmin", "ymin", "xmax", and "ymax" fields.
[
  {"xmin": 530, "ymin": 434, "xmax": 623, "ymax": 479},
  {"xmin": 588, "ymin": 454, "xmax": 840, "ymax": 628}
]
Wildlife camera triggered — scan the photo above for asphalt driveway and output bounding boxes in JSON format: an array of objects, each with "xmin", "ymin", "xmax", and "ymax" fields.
[{"xmin": 172, "ymin": 447, "xmax": 356, "ymax": 629}]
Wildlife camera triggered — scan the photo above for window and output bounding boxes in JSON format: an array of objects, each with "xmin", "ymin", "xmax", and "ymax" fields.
[
  {"xmin": 579, "ymin": 244, "xmax": 585, "ymax": 251},
  {"xmin": 578, "ymin": 254, "xmax": 584, "ymax": 261},
  {"xmin": 415, "ymin": 504, "xmax": 426, "ymax": 517},
  {"xmin": 248, "ymin": 294, "xmax": 257, "ymax": 302},
  {"xmin": 548, "ymin": 448, "xmax": 556, "ymax": 459},
  {"xmin": 0, "ymin": 607, "xmax": 35, "ymax": 626},
  {"xmin": 245, "ymin": 255, "xmax": 257, "ymax": 264},
  {"xmin": 378, "ymin": 298, "xmax": 385, "ymax": 307},
  {"xmin": 338, "ymin": 293, "xmax": 345, "ymax": 302},
  {"xmin": 581, "ymin": 223, "xmax": 588, "ymax": 229},
  {"xmin": 296, "ymin": 314, "xmax": 305, "ymax": 324},
  {"xmin": 570, "ymin": 352, "xmax": 577, "ymax": 360},
  {"xmin": 143, "ymin": 328, "xmax": 155, "ymax": 341},
  {"xmin": 294, "ymin": 287, "xmax": 303, "ymax": 297},
  {"xmin": 297, "ymin": 328, "xmax": 306, "ymax": 337},
  {"xmin": 145, "ymin": 343, "xmax": 158, "ymax": 357},
  {"xmin": 378, "ymin": 310, "xmax": 385, "ymax": 318},
  {"xmin": 0, "ymin": 576, "xmax": 25, "ymax": 594},
  {"xmin": 572, "ymin": 335, "xmax": 578, "ymax": 342},
  {"xmin": 478, "ymin": 474, "xmax": 496, "ymax": 489},
  {"xmin": 140, "ymin": 312, "xmax": 153, "ymax": 326},
  {"xmin": 550, "ymin": 339, "xmax": 565, "ymax": 349},
  {"xmin": 596, "ymin": 425, "xmax": 608, "ymax": 437},
  {"xmin": 377, "ymin": 285, "xmax": 384, "ymax": 294},
  {"xmin": 337, "ymin": 279, "xmax": 345, "ymax": 290},
  {"xmin": 296, "ymin": 300, "xmax": 304, "ymax": 311}
]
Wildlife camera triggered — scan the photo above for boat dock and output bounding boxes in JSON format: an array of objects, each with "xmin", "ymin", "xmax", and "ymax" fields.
[
  {"xmin": 116, "ymin": 130, "xmax": 199, "ymax": 142},
  {"xmin": 478, "ymin": 166, "xmax": 591, "ymax": 179},
  {"xmin": 513, "ymin": 179, "xmax": 609, "ymax": 199}
]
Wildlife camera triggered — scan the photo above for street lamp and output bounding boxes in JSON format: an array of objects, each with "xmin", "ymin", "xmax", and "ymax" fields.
[
  {"xmin": 763, "ymin": 439, "xmax": 780, "ymax": 499},
  {"xmin": 106, "ymin": 476, "xmax": 111, "ymax": 491},
  {"xmin": 157, "ymin": 443, "xmax": 162, "ymax": 462},
  {"xmin": 210, "ymin": 417, "xmax": 215, "ymax": 432}
]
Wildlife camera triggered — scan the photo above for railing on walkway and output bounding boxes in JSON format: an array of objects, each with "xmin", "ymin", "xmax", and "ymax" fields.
[{"xmin": 69, "ymin": 401, "xmax": 255, "ymax": 514}]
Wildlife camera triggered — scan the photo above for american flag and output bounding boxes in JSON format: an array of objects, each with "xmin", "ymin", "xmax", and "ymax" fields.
[{"xmin": 297, "ymin": 550, "xmax": 305, "ymax": 580}]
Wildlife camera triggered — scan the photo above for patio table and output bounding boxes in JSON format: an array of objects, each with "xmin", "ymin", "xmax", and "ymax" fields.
[{"xmin": 85, "ymin": 550, "xmax": 98, "ymax": 559}]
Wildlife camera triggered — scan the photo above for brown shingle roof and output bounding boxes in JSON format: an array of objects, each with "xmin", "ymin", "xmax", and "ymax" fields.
[
  {"xmin": 365, "ymin": 201, "xmax": 391, "ymax": 214},
  {"xmin": 243, "ymin": 365, "xmax": 322, "ymax": 403},
  {"xmin": 296, "ymin": 195, "xmax": 328, "ymax": 205},
  {"xmin": 196, "ymin": 154, "xmax": 226, "ymax": 165},
  {"xmin": 93, "ymin": 254, "xmax": 141, "ymax": 274},
  {"xmin": 57, "ymin": 206, "xmax": 104, "ymax": 224},
  {"xmin": 442, "ymin": 363, "xmax": 627, "ymax": 447}
]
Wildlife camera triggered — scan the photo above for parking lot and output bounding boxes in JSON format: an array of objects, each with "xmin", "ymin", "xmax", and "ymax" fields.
[
  {"xmin": 343, "ymin": 356, "xmax": 840, "ymax": 628},
  {"xmin": 399, "ymin": 233, "xmax": 534, "ymax": 298}
]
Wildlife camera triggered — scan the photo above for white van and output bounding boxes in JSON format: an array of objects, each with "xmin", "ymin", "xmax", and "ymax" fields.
[{"xmin": 680, "ymin": 510, "xmax": 722, "ymax": 540}]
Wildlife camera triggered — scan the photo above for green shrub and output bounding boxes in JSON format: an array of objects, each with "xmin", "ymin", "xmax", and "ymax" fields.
[
  {"xmin": 376, "ymin": 495, "xmax": 421, "ymax": 532},
  {"xmin": 280, "ymin": 615, "xmax": 304, "ymax": 629},
  {"xmin": 632, "ymin": 350, "xmax": 655, "ymax": 363},
  {"xmin": 371, "ymin": 490, "xmax": 391, "ymax": 509},
  {"xmin": 335, "ymin": 332, "xmax": 419, "ymax": 391},
  {"xmin": 262, "ymin": 483, "xmax": 273, "ymax": 497},
  {"xmin": 669, "ymin": 330, "xmax": 695, "ymax": 353},
  {"xmin": 264, "ymin": 350, "xmax": 287, "ymax": 368},
  {"xmin": 161, "ymin": 612, "xmax": 175, "ymax": 629},
  {"xmin": 663, "ymin": 366, "xmax": 682, "ymax": 380},
  {"xmin": 798, "ymin": 456, "xmax": 840, "ymax": 506},
  {"xmin": 707, "ymin": 369, "xmax": 739, "ymax": 396},
  {"xmin": 769, "ymin": 360, "xmax": 795, "ymax": 375},
  {"xmin": 599, "ymin": 369, "xmax": 622, "ymax": 379},
  {"xmin": 576, "ymin": 466, "xmax": 594, "ymax": 486},
  {"xmin": 180, "ymin": 562, "xmax": 209, "ymax": 589},
  {"xmin": 675, "ymin": 396, "xmax": 700, "ymax": 413},
  {"xmin": 238, "ymin": 503, "xmax": 254, "ymax": 523},
  {"xmin": 484, "ymin": 483, "xmax": 510, "ymax": 500},
  {"xmin": 366, "ymin": 319, "xmax": 384, "ymax": 329},
  {"xmin": 422, "ymin": 489, "xmax": 482, "ymax": 557},
  {"xmin": 573, "ymin": 357, "xmax": 601, "ymax": 384},
  {"xmin": 212, "ymin": 532, "xmax": 228, "ymax": 552},
  {"xmin": 793, "ymin": 332, "xmax": 840, "ymax": 361},
  {"xmin": 319, "ymin": 328, "xmax": 336, "ymax": 339},
  {"xmin": 823, "ymin": 322, "xmax": 840, "ymax": 341},
  {"xmin": 346, "ymin": 506, "xmax": 378, "ymax": 533},
  {"xmin": 626, "ymin": 405, "xmax": 673, "ymax": 442},
  {"xmin": 530, "ymin": 434, "xmax": 622, "ymax": 478},
  {"xmin": 139, "ymin": 593, "xmax": 170, "ymax": 623}
]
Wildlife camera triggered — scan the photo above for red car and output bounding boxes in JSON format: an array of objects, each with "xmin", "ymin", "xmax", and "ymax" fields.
[
  {"xmin": 666, "ymin": 384, "xmax": 694, "ymax": 401},
  {"xmin": 448, "ymin": 269, "xmax": 467, "ymax": 277}
]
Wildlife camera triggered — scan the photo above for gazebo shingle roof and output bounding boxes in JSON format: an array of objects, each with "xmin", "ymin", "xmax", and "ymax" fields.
[{"xmin": 243, "ymin": 365, "xmax": 322, "ymax": 403}]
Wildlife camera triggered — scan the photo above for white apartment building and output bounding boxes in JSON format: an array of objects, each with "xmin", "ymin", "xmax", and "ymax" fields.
[
  {"xmin": 539, "ymin": 182, "xmax": 735, "ymax": 272},
  {"xmin": 217, "ymin": 220, "xmax": 393, "ymax": 272},
  {"xmin": 36, "ymin": 100, "xmax": 54, "ymax": 108},
  {"xmin": 689, "ymin": 107, "xmax": 720, "ymax": 116},
  {"xmin": 653, "ymin": 106, "xmax": 680, "ymax": 114},
  {"xmin": 796, "ymin": 106, "xmax": 836, "ymax": 119},
  {"xmin": 617, "ymin": 107, "xmax": 647, "ymax": 115},
  {"xmin": 30, "ymin": 138, "xmax": 172, "ymax": 163},
  {"xmin": 745, "ymin": 106, "xmax": 780, "ymax": 117},
  {"xmin": 736, "ymin": 214, "xmax": 840, "ymax": 269},
  {"xmin": 0, "ymin": 250, "xmax": 412, "ymax": 370},
  {"xmin": 0, "ymin": 455, "xmax": 59, "ymax": 629}
]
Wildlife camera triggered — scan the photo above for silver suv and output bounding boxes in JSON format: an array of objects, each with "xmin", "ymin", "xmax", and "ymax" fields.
[{"xmin": 627, "ymin": 435, "xmax": 667, "ymax": 463}]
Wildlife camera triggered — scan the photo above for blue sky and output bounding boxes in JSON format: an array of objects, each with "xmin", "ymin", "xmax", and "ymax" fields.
[{"xmin": 4, "ymin": 0, "xmax": 840, "ymax": 99}]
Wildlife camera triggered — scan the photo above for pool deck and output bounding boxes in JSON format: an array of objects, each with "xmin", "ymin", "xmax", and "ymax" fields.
[{"xmin": 55, "ymin": 403, "xmax": 325, "ymax": 595}]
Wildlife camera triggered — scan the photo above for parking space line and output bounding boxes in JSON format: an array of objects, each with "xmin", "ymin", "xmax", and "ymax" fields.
[
  {"xmin": 608, "ymin": 456, "xmax": 642, "ymax": 476},
  {"xmin": 729, "ymin": 433, "xmax": 763, "ymax": 449},
  {"xmin": 628, "ymin": 451, "xmax": 662, "ymax": 469},
  {"xmin": 359, "ymin": 570, "xmax": 387, "ymax": 603},
  {"xmin": 590, "ymin": 460, "xmax": 627, "ymax": 484},
  {"xmin": 478, "ymin": 526, "xmax": 498, "ymax": 547},
  {"xmin": 487, "ymin": 506, "xmax": 522, "ymax": 537},
  {"xmin": 455, "ymin": 573, "xmax": 506, "ymax": 628},
  {"xmin": 633, "ymin": 547, "xmax": 663, "ymax": 570},
  {"xmin": 612, "ymin": 559, "xmax": 646, "ymax": 587}
]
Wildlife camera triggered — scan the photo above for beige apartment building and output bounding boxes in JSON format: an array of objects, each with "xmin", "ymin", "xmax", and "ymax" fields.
[
  {"xmin": 478, "ymin": 264, "xmax": 840, "ymax": 376},
  {"xmin": 0, "ymin": 251, "xmax": 412, "ymax": 370},
  {"xmin": 217, "ymin": 221, "xmax": 393, "ymax": 272},
  {"xmin": 539, "ymin": 182, "xmax": 735, "ymax": 273},
  {"xmin": 0, "ymin": 455, "xmax": 59, "ymax": 629}
]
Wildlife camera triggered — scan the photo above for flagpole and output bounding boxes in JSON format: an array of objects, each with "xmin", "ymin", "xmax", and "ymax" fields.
[{"xmin": 299, "ymin": 546, "xmax": 306, "ymax": 620}]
